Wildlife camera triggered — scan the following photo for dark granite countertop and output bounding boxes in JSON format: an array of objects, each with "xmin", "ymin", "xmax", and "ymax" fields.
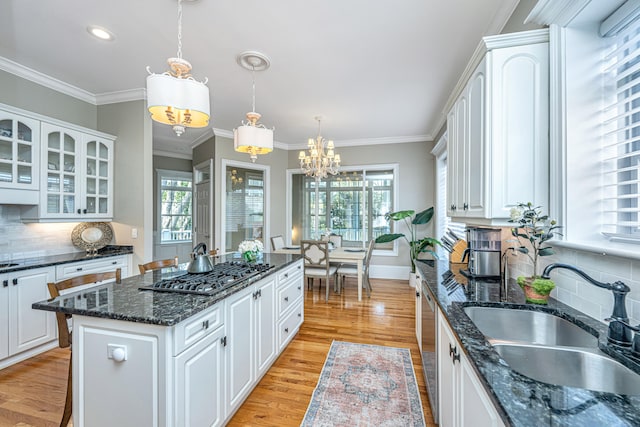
[
  {"xmin": 32, "ymin": 253, "xmax": 301, "ymax": 326},
  {"xmin": 416, "ymin": 259, "xmax": 640, "ymax": 427},
  {"xmin": 0, "ymin": 245, "xmax": 134, "ymax": 273}
]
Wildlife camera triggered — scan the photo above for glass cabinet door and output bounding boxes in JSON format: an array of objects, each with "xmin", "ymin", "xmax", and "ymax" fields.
[
  {"xmin": 42, "ymin": 123, "xmax": 81, "ymax": 217},
  {"xmin": 0, "ymin": 112, "xmax": 39, "ymax": 190},
  {"xmin": 84, "ymin": 138, "xmax": 112, "ymax": 217}
]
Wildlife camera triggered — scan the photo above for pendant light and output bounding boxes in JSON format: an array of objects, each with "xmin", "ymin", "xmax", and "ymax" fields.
[
  {"xmin": 146, "ymin": 0, "xmax": 210, "ymax": 137},
  {"xmin": 233, "ymin": 51, "xmax": 274, "ymax": 162}
]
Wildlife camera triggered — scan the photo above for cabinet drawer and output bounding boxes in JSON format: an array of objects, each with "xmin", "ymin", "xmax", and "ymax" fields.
[
  {"xmin": 278, "ymin": 301, "xmax": 303, "ymax": 351},
  {"xmin": 173, "ymin": 304, "xmax": 223, "ymax": 356},
  {"xmin": 277, "ymin": 278, "xmax": 303, "ymax": 318},
  {"xmin": 56, "ymin": 256, "xmax": 127, "ymax": 280},
  {"xmin": 278, "ymin": 261, "xmax": 303, "ymax": 285}
]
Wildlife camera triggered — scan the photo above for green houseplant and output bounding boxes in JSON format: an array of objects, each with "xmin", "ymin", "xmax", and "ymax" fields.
[
  {"xmin": 375, "ymin": 207, "xmax": 440, "ymax": 274},
  {"xmin": 509, "ymin": 202, "xmax": 562, "ymax": 304}
]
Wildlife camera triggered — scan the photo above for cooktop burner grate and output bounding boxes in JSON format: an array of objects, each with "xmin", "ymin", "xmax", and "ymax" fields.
[{"xmin": 139, "ymin": 261, "xmax": 274, "ymax": 296}]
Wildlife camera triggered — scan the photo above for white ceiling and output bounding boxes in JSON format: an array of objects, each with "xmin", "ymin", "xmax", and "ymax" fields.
[{"xmin": 0, "ymin": 0, "xmax": 520, "ymax": 156}]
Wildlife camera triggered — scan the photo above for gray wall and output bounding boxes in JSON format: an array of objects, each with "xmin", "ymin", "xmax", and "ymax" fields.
[
  {"xmin": 501, "ymin": 0, "xmax": 544, "ymax": 34},
  {"xmin": 97, "ymin": 100, "xmax": 152, "ymax": 268},
  {"xmin": 213, "ymin": 136, "xmax": 289, "ymax": 253},
  {"xmin": 0, "ymin": 70, "xmax": 96, "ymax": 128}
]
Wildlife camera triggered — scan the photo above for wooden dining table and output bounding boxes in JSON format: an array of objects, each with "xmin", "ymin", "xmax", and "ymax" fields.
[{"xmin": 273, "ymin": 246, "xmax": 367, "ymax": 301}]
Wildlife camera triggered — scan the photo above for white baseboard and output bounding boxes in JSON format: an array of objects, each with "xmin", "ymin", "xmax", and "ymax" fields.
[{"xmin": 369, "ymin": 265, "xmax": 411, "ymax": 280}]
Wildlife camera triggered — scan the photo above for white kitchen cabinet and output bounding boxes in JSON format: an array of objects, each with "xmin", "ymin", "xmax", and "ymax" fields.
[
  {"xmin": 75, "ymin": 318, "xmax": 164, "ymax": 427},
  {"xmin": 438, "ymin": 309, "xmax": 504, "ymax": 427},
  {"xmin": 276, "ymin": 261, "xmax": 304, "ymax": 351},
  {"xmin": 446, "ymin": 29, "xmax": 549, "ymax": 223},
  {"xmin": 56, "ymin": 254, "xmax": 131, "ymax": 281},
  {"xmin": 0, "ymin": 109, "xmax": 40, "ymax": 204},
  {"xmin": 225, "ymin": 285, "xmax": 255, "ymax": 414},
  {"xmin": 0, "ymin": 266, "xmax": 57, "ymax": 369},
  {"xmin": 174, "ymin": 321, "xmax": 225, "ymax": 427},
  {"xmin": 255, "ymin": 277, "xmax": 277, "ymax": 378},
  {"xmin": 225, "ymin": 275, "xmax": 278, "ymax": 415},
  {"xmin": 22, "ymin": 122, "xmax": 114, "ymax": 221}
]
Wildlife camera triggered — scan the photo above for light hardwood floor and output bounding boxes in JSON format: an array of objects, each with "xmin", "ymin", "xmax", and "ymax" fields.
[{"xmin": 0, "ymin": 278, "xmax": 435, "ymax": 427}]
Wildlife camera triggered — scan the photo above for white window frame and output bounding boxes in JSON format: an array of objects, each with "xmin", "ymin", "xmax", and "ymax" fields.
[
  {"xmin": 534, "ymin": 0, "xmax": 640, "ymax": 260},
  {"xmin": 219, "ymin": 158, "xmax": 270, "ymax": 254},
  {"xmin": 286, "ymin": 163, "xmax": 400, "ymax": 256},
  {"xmin": 157, "ymin": 169, "xmax": 193, "ymax": 245}
]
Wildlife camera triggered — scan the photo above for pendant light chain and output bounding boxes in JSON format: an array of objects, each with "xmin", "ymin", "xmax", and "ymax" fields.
[{"xmin": 176, "ymin": 0, "xmax": 183, "ymax": 60}]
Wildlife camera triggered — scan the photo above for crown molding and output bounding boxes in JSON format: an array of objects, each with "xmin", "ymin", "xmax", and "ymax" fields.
[
  {"xmin": 212, "ymin": 127, "xmax": 233, "ymax": 139},
  {"xmin": 525, "ymin": 0, "xmax": 591, "ymax": 26},
  {"xmin": 96, "ymin": 88, "xmax": 146, "ymax": 105},
  {"xmin": 0, "ymin": 56, "xmax": 96, "ymax": 104},
  {"xmin": 153, "ymin": 148, "xmax": 192, "ymax": 160},
  {"xmin": 442, "ymin": 28, "xmax": 550, "ymax": 118}
]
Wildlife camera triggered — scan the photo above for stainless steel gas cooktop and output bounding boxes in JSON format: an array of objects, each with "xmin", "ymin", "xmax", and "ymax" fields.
[{"xmin": 138, "ymin": 261, "xmax": 273, "ymax": 296}]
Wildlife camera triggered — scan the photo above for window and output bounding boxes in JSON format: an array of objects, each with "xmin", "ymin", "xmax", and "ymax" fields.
[
  {"xmin": 221, "ymin": 161, "xmax": 268, "ymax": 253},
  {"xmin": 602, "ymin": 17, "xmax": 640, "ymax": 241},
  {"xmin": 291, "ymin": 166, "xmax": 397, "ymax": 248},
  {"xmin": 159, "ymin": 170, "xmax": 192, "ymax": 243},
  {"xmin": 432, "ymin": 134, "xmax": 465, "ymax": 252}
]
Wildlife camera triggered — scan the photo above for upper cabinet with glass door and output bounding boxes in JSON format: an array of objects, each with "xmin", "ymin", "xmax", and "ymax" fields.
[
  {"xmin": 21, "ymin": 122, "xmax": 114, "ymax": 222},
  {"xmin": 0, "ymin": 111, "xmax": 40, "ymax": 204}
]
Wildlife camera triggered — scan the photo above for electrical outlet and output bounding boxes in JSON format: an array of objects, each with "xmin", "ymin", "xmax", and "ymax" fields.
[{"xmin": 131, "ymin": 228, "xmax": 138, "ymax": 239}]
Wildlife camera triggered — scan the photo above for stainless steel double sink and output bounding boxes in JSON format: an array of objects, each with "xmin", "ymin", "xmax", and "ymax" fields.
[{"xmin": 463, "ymin": 306, "xmax": 640, "ymax": 395}]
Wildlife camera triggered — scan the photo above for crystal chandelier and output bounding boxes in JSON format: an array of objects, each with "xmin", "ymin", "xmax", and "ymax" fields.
[
  {"xmin": 146, "ymin": 0, "xmax": 210, "ymax": 137},
  {"xmin": 234, "ymin": 51, "xmax": 274, "ymax": 163},
  {"xmin": 298, "ymin": 116, "xmax": 341, "ymax": 180}
]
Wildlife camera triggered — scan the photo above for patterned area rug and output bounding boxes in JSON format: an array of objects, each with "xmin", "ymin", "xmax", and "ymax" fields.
[{"xmin": 301, "ymin": 341, "xmax": 426, "ymax": 426}]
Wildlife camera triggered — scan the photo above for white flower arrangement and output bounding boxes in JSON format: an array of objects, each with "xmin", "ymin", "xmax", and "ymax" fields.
[{"xmin": 238, "ymin": 239, "xmax": 264, "ymax": 254}]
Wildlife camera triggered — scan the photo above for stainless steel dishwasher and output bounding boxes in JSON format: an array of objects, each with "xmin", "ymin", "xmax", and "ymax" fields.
[{"xmin": 421, "ymin": 279, "xmax": 438, "ymax": 423}]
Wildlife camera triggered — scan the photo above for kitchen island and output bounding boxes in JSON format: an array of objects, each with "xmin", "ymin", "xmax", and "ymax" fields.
[
  {"xmin": 33, "ymin": 253, "xmax": 304, "ymax": 427},
  {"xmin": 417, "ymin": 260, "xmax": 640, "ymax": 426}
]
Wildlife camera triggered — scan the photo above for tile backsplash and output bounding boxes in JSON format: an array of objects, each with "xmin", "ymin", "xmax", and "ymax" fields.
[
  {"xmin": 508, "ymin": 244, "xmax": 640, "ymax": 325},
  {"xmin": 0, "ymin": 206, "xmax": 80, "ymax": 260}
]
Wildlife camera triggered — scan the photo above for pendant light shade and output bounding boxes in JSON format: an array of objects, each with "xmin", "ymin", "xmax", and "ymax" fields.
[
  {"xmin": 147, "ymin": 60, "xmax": 210, "ymax": 136},
  {"xmin": 233, "ymin": 51, "xmax": 274, "ymax": 162},
  {"xmin": 146, "ymin": 0, "xmax": 210, "ymax": 137}
]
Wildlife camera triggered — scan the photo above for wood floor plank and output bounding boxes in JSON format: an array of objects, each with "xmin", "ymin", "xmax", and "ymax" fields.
[{"xmin": 0, "ymin": 278, "xmax": 435, "ymax": 427}]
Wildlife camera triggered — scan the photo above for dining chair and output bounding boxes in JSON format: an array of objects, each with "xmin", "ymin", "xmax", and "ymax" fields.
[
  {"xmin": 326, "ymin": 234, "xmax": 342, "ymax": 248},
  {"xmin": 270, "ymin": 235, "xmax": 285, "ymax": 251},
  {"xmin": 337, "ymin": 239, "xmax": 375, "ymax": 297},
  {"xmin": 138, "ymin": 256, "xmax": 179, "ymax": 275},
  {"xmin": 301, "ymin": 240, "xmax": 338, "ymax": 302},
  {"xmin": 47, "ymin": 269, "xmax": 122, "ymax": 427}
]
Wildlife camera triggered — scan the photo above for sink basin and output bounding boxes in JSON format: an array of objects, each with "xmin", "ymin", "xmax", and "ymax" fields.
[
  {"xmin": 493, "ymin": 343, "xmax": 640, "ymax": 395},
  {"xmin": 463, "ymin": 306, "xmax": 598, "ymax": 348}
]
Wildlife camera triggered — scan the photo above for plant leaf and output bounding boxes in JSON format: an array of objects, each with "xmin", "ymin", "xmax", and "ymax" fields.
[
  {"xmin": 538, "ymin": 247, "xmax": 555, "ymax": 256},
  {"xmin": 412, "ymin": 207, "xmax": 434, "ymax": 225},
  {"xmin": 375, "ymin": 233, "xmax": 404, "ymax": 243},
  {"xmin": 385, "ymin": 210, "xmax": 414, "ymax": 221}
]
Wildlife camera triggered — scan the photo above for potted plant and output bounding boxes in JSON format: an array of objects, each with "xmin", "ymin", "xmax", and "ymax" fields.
[
  {"xmin": 509, "ymin": 202, "xmax": 563, "ymax": 304},
  {"xmin": 375, "ymin": 207, "xmax": 440, "ymax": 285}
]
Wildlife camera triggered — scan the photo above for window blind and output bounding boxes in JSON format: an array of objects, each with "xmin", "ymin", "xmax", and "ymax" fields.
[{"xmin": 602, "ymin": 16, "xmax": 640, "ymax": 241}]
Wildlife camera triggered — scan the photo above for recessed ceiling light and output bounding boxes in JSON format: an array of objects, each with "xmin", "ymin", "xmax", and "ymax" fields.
[{"xmin": 87, "ymin": 25, "xmax": 114, "ymax": 41}]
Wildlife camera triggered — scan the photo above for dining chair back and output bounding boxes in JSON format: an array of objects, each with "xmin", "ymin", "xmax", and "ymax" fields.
[
  {"xmin": 271, "ymin": 235, "xmax": 285, "ymax": 251},
  {"xmin": 336, "ymin": 239, "xmax": 375, "ymax": 297},
  {"xmin": 138, "ymin": 256, "xmax": 179, "ymax": 275},
  {"xmin": 47, "ymin": 268, "xmax": 122, "ymax": 427},
  {"xmin": 301, "ymin": 240, "xmax": 338, "ymax": 302}
]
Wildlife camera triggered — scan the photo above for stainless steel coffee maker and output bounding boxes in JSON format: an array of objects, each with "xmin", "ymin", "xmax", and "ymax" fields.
[{"xmin": 463, "ymin": 227, "xmax": 502, "ymax": 278}]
